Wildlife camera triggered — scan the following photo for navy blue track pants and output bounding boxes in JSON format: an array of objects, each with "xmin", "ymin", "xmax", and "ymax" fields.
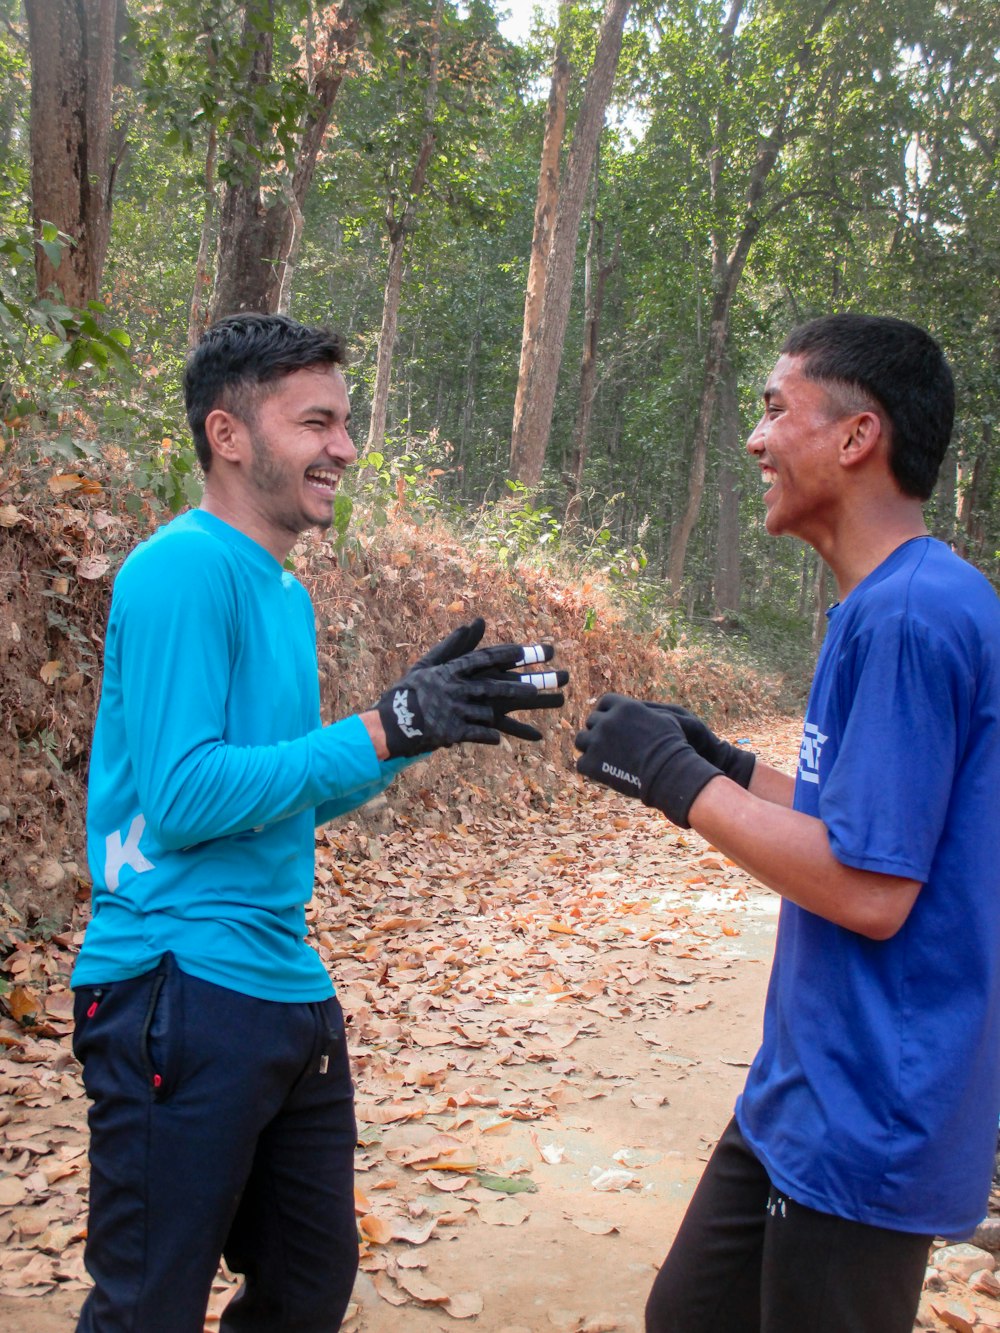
[
  {"xmin": 72, "ymin": 953, "xmax": 359, "ymax": 1332},
  {"xmin": 645, "ymin": 1118, "xmax": 933, "ymax": 1333}
]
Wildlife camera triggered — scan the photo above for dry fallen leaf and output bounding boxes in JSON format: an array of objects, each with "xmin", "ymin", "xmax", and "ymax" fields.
[
  {"xmin": 444, "ymin": 1290, "xmax": 485, "ymax": 1319},
  {"xmin": 569, "ymin": 1217, "xmax": 619, "ymax": 1236},
  {"xmin": 358, "ymin": 1214, "xmax": 394, "ymax": 1245},
  {"xmin": 5, "ymin": 986, "xmax": 42, "ymax": 1025},
  {"xmin": 76, "ymin": 555, "xmax": 110, "ymax": 580},
  {"xmin": 0, "ymin": 1176, "xmax": 28, "ymax": 1206},
  {"xmin": 394, "ymin": 1270, "xmax": 449, "ymax": 1304},
  {"xmin": 390, "ymin": 1217, "xmax": 438, "ymax": 1245},
  {"xmin": 47, "ymin": 474, "xmax": 84, "ymax": 496}
]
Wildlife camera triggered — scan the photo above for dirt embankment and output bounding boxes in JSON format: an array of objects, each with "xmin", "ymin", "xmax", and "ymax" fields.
[{"xmin": 0, "ymin": 471, "xmax": 780, "ymax": 929}]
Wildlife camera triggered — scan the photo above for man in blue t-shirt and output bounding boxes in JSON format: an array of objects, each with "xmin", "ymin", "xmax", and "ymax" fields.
[
  {"xmin": 71, "ymin": 314, "xmax": 567, "ymax": 1332},
  {"xmin": 575, "ymin": 313, "xmax": 1000, "ymax": 1332}
]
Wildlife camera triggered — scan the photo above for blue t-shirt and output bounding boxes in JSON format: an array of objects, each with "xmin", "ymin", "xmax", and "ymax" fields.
[
  {"xmin": 74, "ymin": 510, "xmax": 413, "ymax": 1001},
  {"xmin": 736, "ymin": 537, "xmax": 1000, "ymax": 1236}
]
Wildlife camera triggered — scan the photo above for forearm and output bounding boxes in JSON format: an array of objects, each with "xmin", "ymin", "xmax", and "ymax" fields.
[
  {"xmin": 314, "ymin": 750, "xmax": 422, "ymax": 826},
  {"xmin": 137, "ymin": 716, "xmax": 386, "ymax": 848},
  {"xmin": 360, "ymin": 709, "xmax": 389, "ymax": 760},
  {"xmin": 748, "ymin": 760, "xmax": 795, "ymax": 807},
  {"xmin": 687, "ymin": 776, "xmax": 921, "ymax": 939}
]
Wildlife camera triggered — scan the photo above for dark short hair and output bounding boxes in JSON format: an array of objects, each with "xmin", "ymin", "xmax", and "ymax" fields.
[
  {"xmin": 781, "ymin": 313, "xmax": 955, "ymax": 501},
  {"xmin": 184, "ymin": 313, "xmax": 346, "ymax": 472}
]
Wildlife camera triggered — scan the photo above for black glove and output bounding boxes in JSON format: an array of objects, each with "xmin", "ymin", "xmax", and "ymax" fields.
[
  {"xmin": 406, "ymin": 618, "xmax": 486, "ymax": 671},
  {"xmin": 403, "ymin": 622, "xmax": 564, "ymax": 742},
  {"xmin": 574, "ymin": 693, "xmax": 721, "ymax": 827},
  {"xmin": 377, "ymin": 642, "xmax": 567, "ymax": 758},
  {"xmin": 647, "ymin": 704, "xmax": 755, "ymax": 789}
]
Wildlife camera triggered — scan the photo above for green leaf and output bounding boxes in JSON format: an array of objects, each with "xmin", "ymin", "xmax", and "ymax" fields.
[{"xmin": 475, "ymin": 1173, "xmax": 538, "ymax": 1194}]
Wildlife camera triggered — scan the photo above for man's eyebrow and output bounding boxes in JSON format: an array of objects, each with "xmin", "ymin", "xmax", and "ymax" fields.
[{"xmin": 302, "ymin": 405, "xmax": 348, "ymax": 420}]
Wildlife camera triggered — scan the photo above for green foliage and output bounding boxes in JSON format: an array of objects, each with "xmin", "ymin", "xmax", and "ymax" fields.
[
  {"xmin": 0, "ymin": 222, "xmax": 134, "ymax": 459},
  {"xmin": 474, "ymin": 479, "xmax": 563, "ymax": 568},
  {"xmin": 3, "ymin": 0, "xmax": 999, "ymax": 616}
]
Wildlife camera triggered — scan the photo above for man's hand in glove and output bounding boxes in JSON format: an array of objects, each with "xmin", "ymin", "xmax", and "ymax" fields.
[
  {"xmin": 376, "ymin": 641, "xmax": 568, "ymax": 759},
  {"xmin": 646, "ymin": 704, "xmax": 755, "ymax": 789},
  {"xmin": 405, "ymin": 619, "xmax": 487, "ymax": 671},
  {"xmin": 399, "ymin": 623, "xmax": 564, "ymax": 742},
  {"xmin": 574, "ymin": 693, "xmax": 724, "ymax": 828}
]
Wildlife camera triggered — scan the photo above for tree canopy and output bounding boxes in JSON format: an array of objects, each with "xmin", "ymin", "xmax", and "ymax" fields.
[{"xmin": 2, "ymin": 0, "xmax": 998, "ymax": 616}]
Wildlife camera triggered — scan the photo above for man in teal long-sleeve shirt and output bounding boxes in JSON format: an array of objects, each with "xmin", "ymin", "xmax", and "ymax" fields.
[{"xmin": 72, "ymin": 314, "xmax": 566, "ymax": 1332}]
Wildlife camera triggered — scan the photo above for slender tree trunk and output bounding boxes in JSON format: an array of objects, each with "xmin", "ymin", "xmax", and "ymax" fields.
[
  {"xmin": 509, "ymin": 0, "xmax": 631, "ymax": 487},
  {"xmin": 931, "ymin": 447, "xmax": 957, "ymax": 543},
  {"xmin": 959, "ymin": 444, "xmax": 989, "ymax": 562},
  {"xmin": 511, "ymin": 14, "xmax": 570, "ymax": 463},
  {"xmin": 367, "ymin": 230, "xmax": 407, "ymax": 450},
  {"xmin": 713, "ymin": 356, "xmax": 742, "ymax": 612},
  {"xmin": 188, "ymin": 121, "xmax": 218, "ymax": 348},
  {"xmin": 25, "ymin": 0, "xmax": 117, "ymax": 305},
  {"xmin": 208, "ymin": 1, "xmax": 358, "ymax": 321},
  {"xmin": 565, "ymin": 168, "xmax": 618, "ymax": 529},
  {"xmin": 365, "ymin": 0, "xmax": 442, "ymax": 454},
  {"xmin": 665, "ymin": 0, "xmax": 840, "ymax": 593}
]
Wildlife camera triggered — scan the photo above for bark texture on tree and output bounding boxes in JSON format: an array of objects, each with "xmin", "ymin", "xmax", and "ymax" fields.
[
  {"xmin": 509, "ymin": 0, "xmax": 631, "ymax": 489},
  {"xmin": 208, "ymin": 1, "xmax": 358, "ymax": 322},
  {"xmin": 713, "ymin": 357, "xmax": 742, "ymax": 612},
  {"xmin": 511, "ymin": 23, "xmax": 569, "ymax": 469},
  {"xmin": 25, "ymin": 0, "xmax": 118, "ymax": 306},
  {"xmin": 365, "ymin": 0, "xmax": 443, "ymax": 455},
  {"xmin": 565, "ymin": 163, "xmax": 618, "ymax": 529}
]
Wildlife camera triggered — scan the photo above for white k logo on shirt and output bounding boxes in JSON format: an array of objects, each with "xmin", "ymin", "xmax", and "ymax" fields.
[{"xmin": 104, "ymin": 814, "xmax": 155, "ymax": 892}]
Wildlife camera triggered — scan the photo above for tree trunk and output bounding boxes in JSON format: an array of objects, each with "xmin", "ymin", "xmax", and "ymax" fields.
[
  {"xmin": 510, "ymin": 16, "xmax": 569, "ymax": 468},
  {"xmin": 188, "ymin": 122, "xmax": 218, "ymax": 348},
  {"xmin": 565, "ymin": 168, "xmax": 618, "ymax": 529},
  {"xmin": 208, "ymin": 1, "xmax": 359, "ymax": 321},
  {"xmin": 509, "ymin": 0, "xmax": 631, "ymax": 487},
  {"xmin": 959, "ymin": 444, "xmax": 989, "ymax": 562},
  {"xmin": 25, "ymin": 0, "xmax": 117, "ymax": 305},
  {"xmin": 367, "ymin": 231, "xmax": 407, "ymax": 451},
  {"xmin": 931, "ymin": 446, "xmax": 957, "ymax": 543},
  {"xmin": 365, "ymin": 0, "xmax": 442, "ymax": 455},
  {"xmin": 713, "ymin": 356, "xmax": 742, "ymax": 611},
  {"xmin": 664, "ymin": 0, "xmax": 841, "ymax": 594}
]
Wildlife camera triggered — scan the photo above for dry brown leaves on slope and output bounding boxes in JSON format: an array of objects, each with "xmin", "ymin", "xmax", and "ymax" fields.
[
  {"xmin": 0, "ymin": 720, "xmax": 797, "ymax": 1326},
  {"xmin": 8, "ymin": 716, "xmax": 992, "ymax": 1331}
]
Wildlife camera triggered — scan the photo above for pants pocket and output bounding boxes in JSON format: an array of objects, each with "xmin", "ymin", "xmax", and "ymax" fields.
[{"xmin": 140, "ymin": 952, "xmax": 184, "ymax": 1101}]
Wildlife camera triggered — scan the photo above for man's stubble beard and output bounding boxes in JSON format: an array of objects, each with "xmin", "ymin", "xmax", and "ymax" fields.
[{"xmin": 248, "ymin": 426, "xmax": 331, "ymax": 539}]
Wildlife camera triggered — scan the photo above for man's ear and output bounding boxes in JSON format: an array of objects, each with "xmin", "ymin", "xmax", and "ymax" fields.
[
  {"xmin": 204, "ymin": 408, "xmax": 246, "ymax": 465},
  {"xmin": 839, "ymin": 410, "xmax": 885, "ymax": 471}
]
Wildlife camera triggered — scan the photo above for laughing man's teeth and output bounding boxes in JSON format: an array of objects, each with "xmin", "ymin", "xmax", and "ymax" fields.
[{"xmin": 306, "ymin": 468, "xmax": 339, "ymax": 488}]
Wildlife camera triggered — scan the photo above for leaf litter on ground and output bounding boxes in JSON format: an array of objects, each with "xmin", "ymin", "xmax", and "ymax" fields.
[{"xmin": 18, "ymin": 717, "xmax": 986, "ymax": 1329}]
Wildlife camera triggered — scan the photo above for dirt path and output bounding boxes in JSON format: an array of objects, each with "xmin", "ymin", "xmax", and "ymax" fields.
[{"xmin": 2, "ymin": 717, "xmax": 990, "ymax": 1332}]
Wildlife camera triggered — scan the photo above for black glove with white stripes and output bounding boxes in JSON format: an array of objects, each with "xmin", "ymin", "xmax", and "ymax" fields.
[
  {"xmin": 377, "ymin": 640, "xmax": 567, "ymax": 758},
  {"xmin": 574, "ymin": 693, "xmax": 720, "ymax": 827},
  {"xmin": 647, "ymin": 704, "xmax": 755, "ymax": 789}
]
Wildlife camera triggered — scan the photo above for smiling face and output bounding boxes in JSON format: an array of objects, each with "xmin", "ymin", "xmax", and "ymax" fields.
[
  {"xmin": 224, "ymin": 365, "xmax": 357, "ymax": 559},
  {"xmin": 746, "ymin": 354, "xmax": 858, "ymax": 544}
]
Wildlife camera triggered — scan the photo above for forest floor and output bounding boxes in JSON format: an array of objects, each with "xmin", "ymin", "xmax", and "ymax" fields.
[{"xmin": 1, "ymin": 715, "xmax": 997, "ymax": 1333}]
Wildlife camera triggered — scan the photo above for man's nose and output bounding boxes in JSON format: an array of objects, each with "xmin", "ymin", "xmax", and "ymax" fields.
[
  {"xmin": 746, "ymin": 417, "xmax": 765, "ymax": 454},
  {"xmin": 329, "ymin": 428, "xmax": 357, "ymax": 465}
]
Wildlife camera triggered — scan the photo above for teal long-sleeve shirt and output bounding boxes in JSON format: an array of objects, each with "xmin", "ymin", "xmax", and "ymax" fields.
[{"xmin": 73, "ymin": 510, "xmax": 413, "ymax": 1000}]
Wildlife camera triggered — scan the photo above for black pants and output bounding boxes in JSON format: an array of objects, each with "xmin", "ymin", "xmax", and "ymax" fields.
[
  {"xmin": 646, "ymin": 1118, "xmax": 932, "ymax": 1333},
  {"xmin": 72, "ymin": 953, "xmax": 359, "ymax": 1332}
]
